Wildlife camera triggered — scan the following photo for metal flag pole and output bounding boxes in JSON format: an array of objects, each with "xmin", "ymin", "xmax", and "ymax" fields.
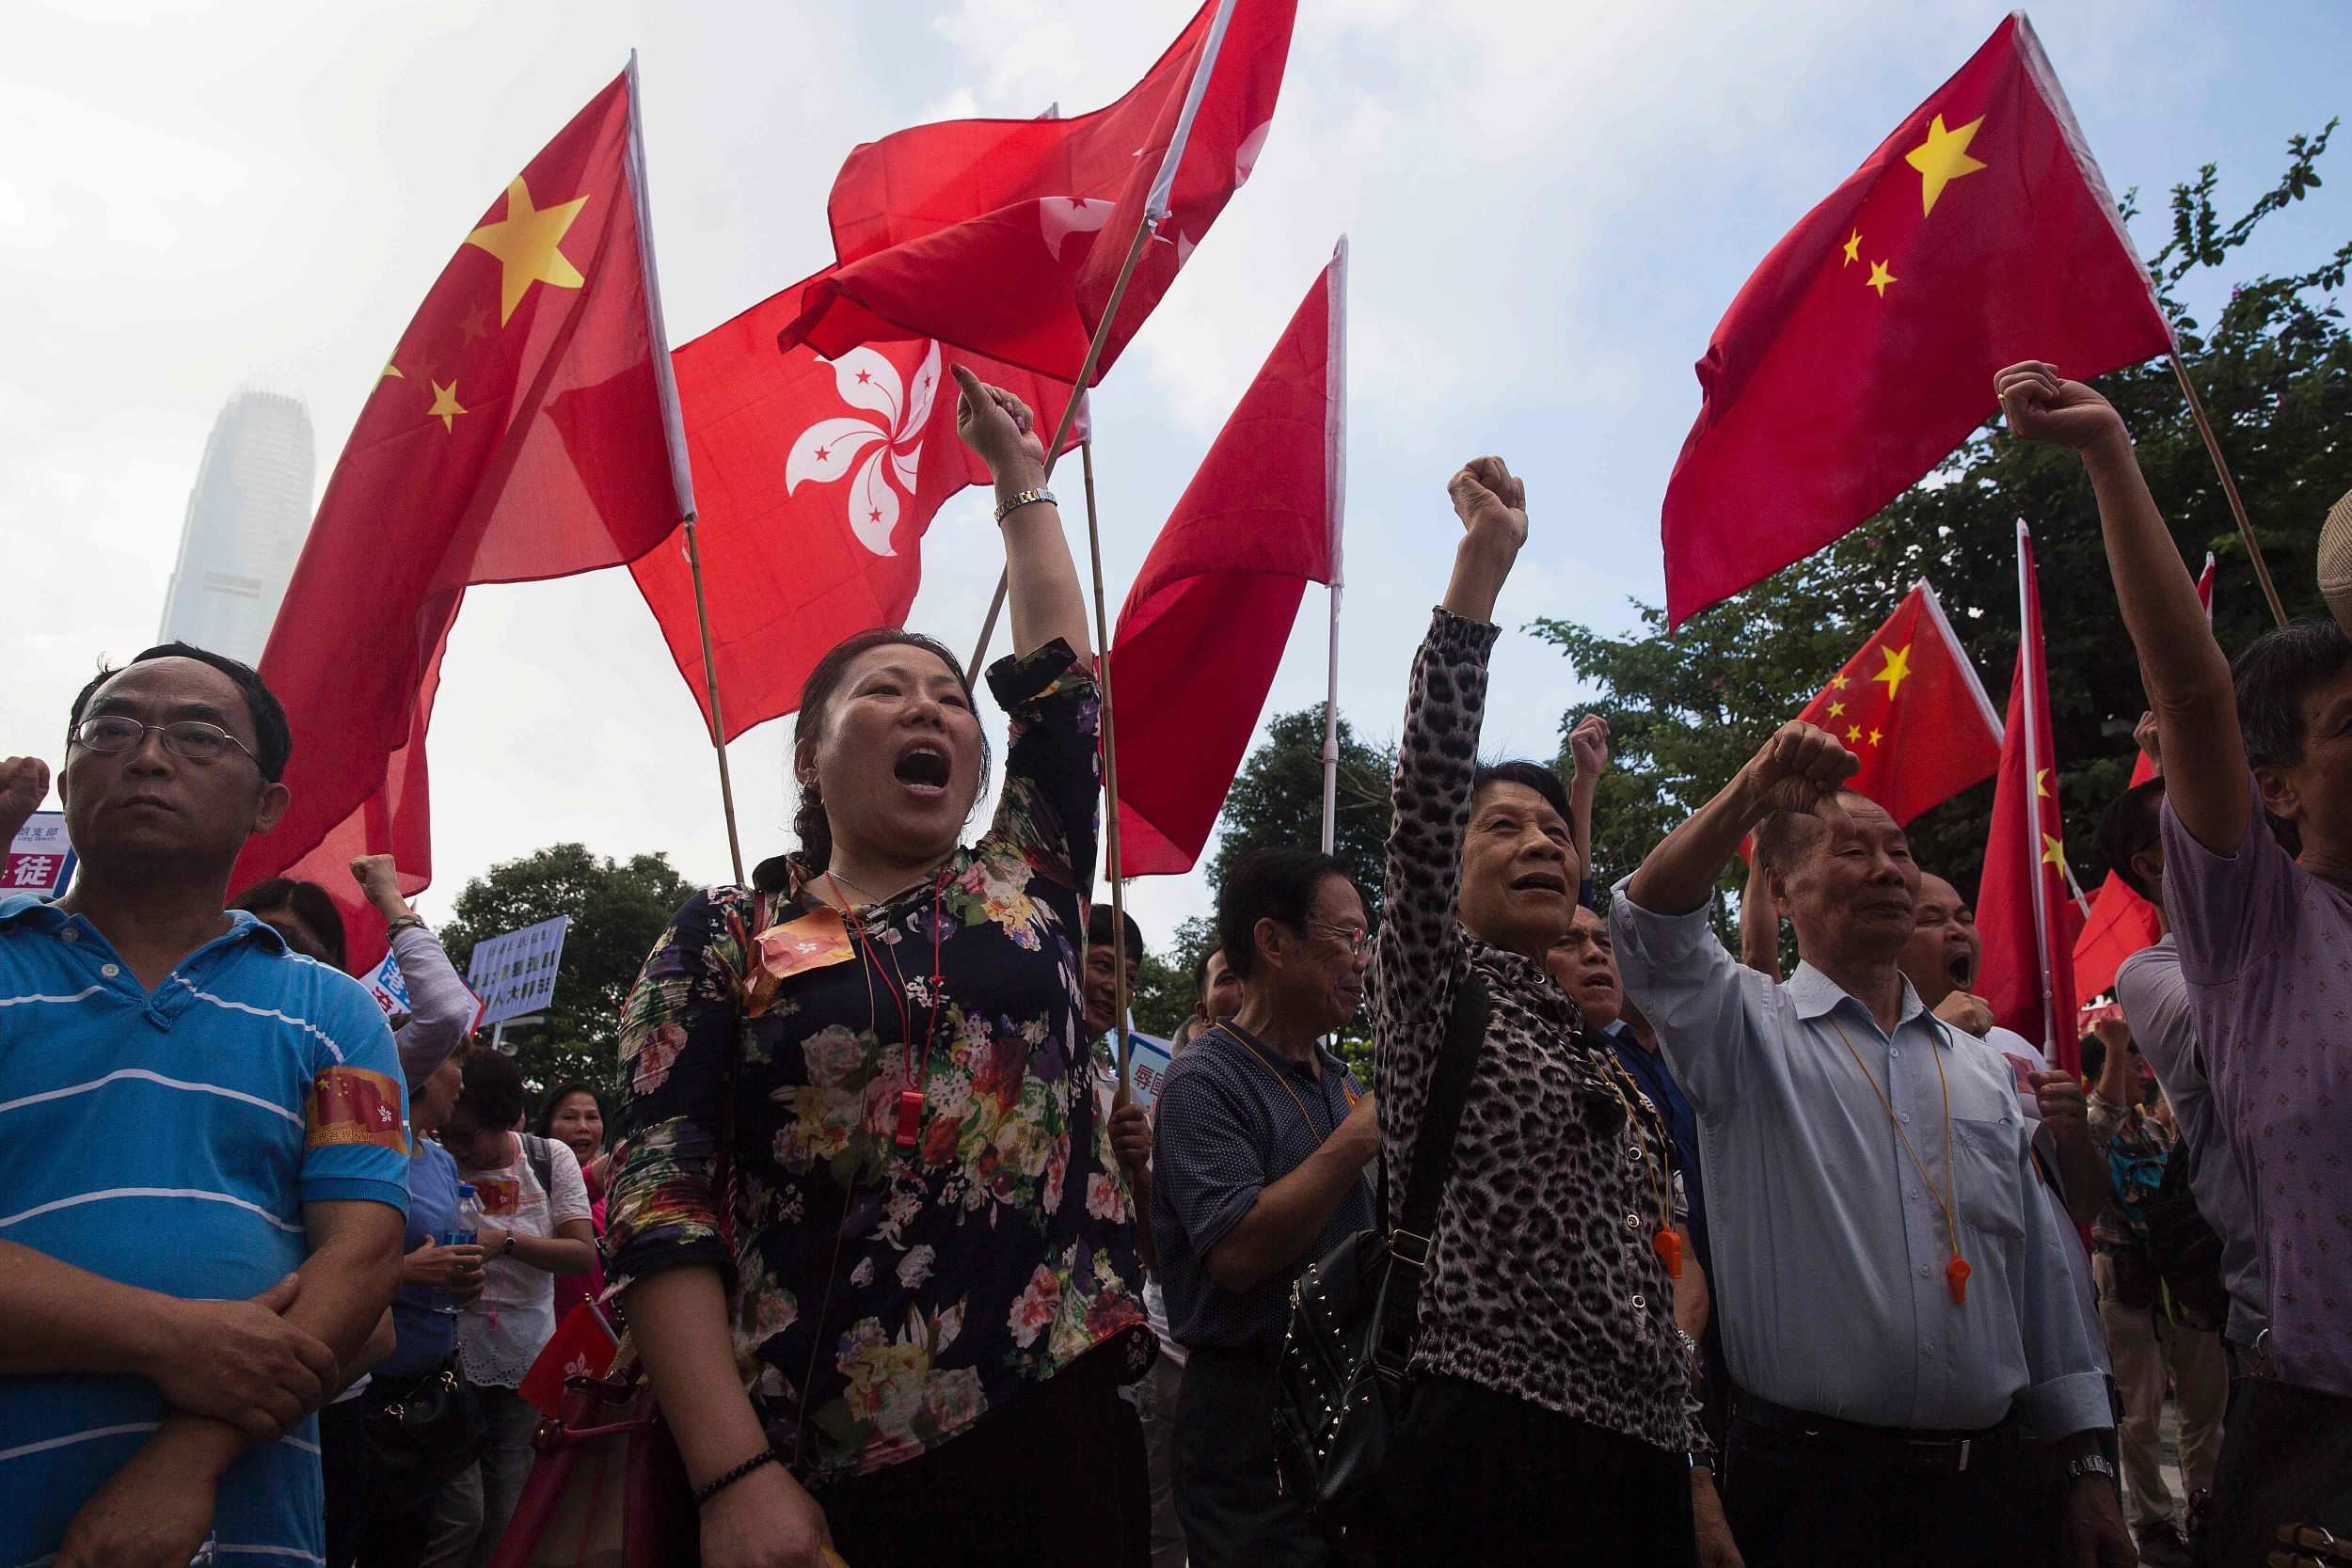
[
  {"xmin": 2016, "ymin": 522, "xmax": 2058, "ymax": 1056},
  {"xmin": 2169, "ymin": 350, "xmax": 2287, "ymax": 627},
  {"xmin": 964, "ymin": 217, "xmax": 1153, "ymax": 684},
  {"xmin": 626, "ymin": 49, "xmax": 743, "ymax": 886},
  {"xmin": 1319, "ymin": 238, "xmax": 1350, "ymax": 856},
  {"xmin": 1077, "ymin": 439, "xmax": 1137, "ymax": 1094},
  {"xmin": 1320, "ymin": 595, "xmax": 1341, "ymax": 855}
]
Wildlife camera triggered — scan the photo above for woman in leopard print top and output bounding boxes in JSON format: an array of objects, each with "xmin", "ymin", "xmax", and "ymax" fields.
[{"xmin": 1369, "ymin": 458, "xmax": 1724, "ymax": 1565}]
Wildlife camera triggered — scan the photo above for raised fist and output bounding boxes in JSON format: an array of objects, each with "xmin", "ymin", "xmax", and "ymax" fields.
[
  {"xmin": 1994, "ymin": 361, "xmax": 2128, "ymax": 453},
  {"xmin": 952, "ymin": 364, "xmax": 1048, "ymax": 484},
  {"xmin": 1569, "ymin": 714, "xmax": 1612, "ymax": 782},
  {"xmin": 1447, "ymin": 456, "xmax": 1528, "ymax": 552},
  {"xmin": 1741, "ymin": 721, "xmax": 1860, "ymax": 825},
  {"xmin": 0, "ymin": 756, "xmax": 49, "ymax": 845}
]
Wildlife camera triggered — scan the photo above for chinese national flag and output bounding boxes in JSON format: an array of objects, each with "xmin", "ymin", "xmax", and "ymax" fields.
[
  {"xmin": 1790, "ymin": 580, "xmax": 2002, "ymax": 826},
  {"xmin": 232, "ymin": 64, "xmax": 690, "ymax": 969},
  {"xmin": 2072, "ymin": 554, "xmax": 2216, "ymax": 996},
  {"xmin": 1109, "ymin": 242, "xmax": 1345, "ymax": 876},
  {"xmin": 627, "ymin": 276, "xmax": 1083, "ymax": 740},
  {"xmin": 777, "ymin": 0, "xmax": 1298, "ymax": 385},
  {"xmin": 1661, "ymin": 13, "xmax": 2173, "ymax": 626},
  {"xmin": 1978, "ymin": 523, "xmax": 2085, "ymax": 1075}
]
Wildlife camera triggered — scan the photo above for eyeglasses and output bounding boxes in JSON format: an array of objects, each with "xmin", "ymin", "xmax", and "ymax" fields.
[
  {"xmin": 1306, "ymin": 920, "xmax": 1373, "ymax": 958},
  {"xmin": 72, "ymin": 716, "xmax": 260, "ymax": 768}
]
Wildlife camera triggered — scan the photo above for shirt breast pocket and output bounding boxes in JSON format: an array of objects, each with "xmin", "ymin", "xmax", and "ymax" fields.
[{"xmin": 1950, "ymin": 1115, "xmax": 2026, "ymax": 1242}]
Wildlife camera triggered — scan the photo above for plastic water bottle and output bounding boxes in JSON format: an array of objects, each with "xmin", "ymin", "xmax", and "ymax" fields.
[{"xmin": 435, "ymin": 1183, "xmax": 481, "ymax": 1315}]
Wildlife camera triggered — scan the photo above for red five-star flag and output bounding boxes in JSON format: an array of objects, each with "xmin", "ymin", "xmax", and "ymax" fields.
[
  {"xmin": 777, "ymin": 0, "xmax": 1298, "ymax": 385},
  {"xmin": 1978, "ymin": 523, "xmax": 2086, "ymax": 1075},
  {"xmin": 1661, "ymin": 12, "xmax": 2173, "ymax": 626},
  {"xmin": 1791, "ymin": 579, "xmax": 2001, "ymax": 827},
  {"xmin": 2072, "ymin": 554, "xmax": 2216, "ymax": 997},
  {"xmin": 1107, "ymin": 241, "xmax": 1345, "ymax": 876},
  {"xmin": 307, "ymin": 1067, "xmax": 409, "ymax": 1151},
  {"xmin": 628, "ymin": 277, "xmax": 1082, "ymax": 740},
  {"xmin": 233, "ymin": 60, "xmax": 692, "ymax": 970}
]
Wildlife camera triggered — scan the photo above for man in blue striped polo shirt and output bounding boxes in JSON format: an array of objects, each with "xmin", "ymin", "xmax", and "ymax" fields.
[{"xmin": 0, "ymin": 644, "xmax": 409, "ymax": 1568}]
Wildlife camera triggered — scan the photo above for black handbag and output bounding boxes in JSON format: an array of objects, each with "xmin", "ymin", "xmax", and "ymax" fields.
[
  {"xmin": 2192, "ymin": 1369, "xmax": 2352, "ymax": 1567},
  {"xmin": 362, "ymin": 1360, "xmax": 489, "ymax": 1519},
  {"xmin": 1269, "ymin": 974, "xmax": 1489, "ymax": 1538}
]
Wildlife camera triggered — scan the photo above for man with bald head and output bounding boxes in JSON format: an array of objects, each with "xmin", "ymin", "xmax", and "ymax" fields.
[{"xmin": 1612, "ymin": 722, "xmax": 2126, "ymax": 1568}]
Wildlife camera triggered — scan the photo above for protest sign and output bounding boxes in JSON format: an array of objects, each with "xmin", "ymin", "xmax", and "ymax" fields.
[
  {"xmin": 5, "ymin": 811, "xmax": 76, "ymax": 899},
  {"xmin": 363, "ymin": 949, "xmax": 413, "ymax": 1018},
  {"xmin": 1125, "ymin": 1031, "xmax": 1176, "ymax": 1110},
  {"xmin": 465, "ymin": 914, "xmax": 569, "ymax": 1027}
]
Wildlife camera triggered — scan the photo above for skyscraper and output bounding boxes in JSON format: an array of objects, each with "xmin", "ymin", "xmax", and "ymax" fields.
[{"xmin": 157, "ymin": 390, "xmax": 316, "ymax": 666}]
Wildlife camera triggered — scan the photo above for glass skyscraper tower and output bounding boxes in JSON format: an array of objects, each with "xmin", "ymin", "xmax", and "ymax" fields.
[{"xmin": 157, "ymin": 390, "xmax": 316, "ymax": 666}]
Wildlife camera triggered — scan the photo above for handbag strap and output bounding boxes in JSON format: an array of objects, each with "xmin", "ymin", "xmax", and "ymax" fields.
[{"xmin": 1386, "ymin": 972, "xmax": 1491, "ymax": 1266}]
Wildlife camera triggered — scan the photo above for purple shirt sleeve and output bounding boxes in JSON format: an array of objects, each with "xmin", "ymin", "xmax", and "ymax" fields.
[{"xmin": 2159, "ymin": 785, "xmax": 2298, "ymax": 999}]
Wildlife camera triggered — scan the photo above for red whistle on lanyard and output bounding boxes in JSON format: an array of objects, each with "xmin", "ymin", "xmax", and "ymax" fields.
[
  {"xmin": 1946, "ymin": 1255, "xmax": 1971, "ymax": 1306},
  {"xmin": 1652, "ymin": 1227, "xmax": 1684, "ymax": 1281},
  {"xmin": 895, "ymin": 1087, "xmax": 924, "ymax": 1150}
]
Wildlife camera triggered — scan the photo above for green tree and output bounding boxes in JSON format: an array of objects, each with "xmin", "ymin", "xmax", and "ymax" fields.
[
  {"xmin": 438, "ymin": 843, "xmax": 696, "ymax": 1098},
  {"xmin": 1534, "ymin": 126, "xmax": 2351, "ymax": 908}
]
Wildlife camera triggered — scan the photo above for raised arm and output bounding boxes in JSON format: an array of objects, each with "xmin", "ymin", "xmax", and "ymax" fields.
[
  {"xmin": 953, "ymin": 365, "xmax": 1089, "ymax": 660},
  {"xmin": 1567, "ymin": 713, "xmax": 1610, "ymax": 902},
  {"xmin": 1995, "ymin": 362, "xmax": 2245, "ymax": 851},
  {"xmin": 1626, "ymin": 721, "xmax": 1857, "ymax": 915}
]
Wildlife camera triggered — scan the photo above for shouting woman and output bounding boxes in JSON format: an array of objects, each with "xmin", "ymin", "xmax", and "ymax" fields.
[{"xmin": 608, "ymin": 369, "xmax": 1152, "ymax": 1568}]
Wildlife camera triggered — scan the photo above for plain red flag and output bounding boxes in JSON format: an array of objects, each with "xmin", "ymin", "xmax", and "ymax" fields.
[
  {"xmin": 1789, "ymin": 580, "xmax": 2001, "ymax": 826},
  {"xmin": 232, "ymin": 62, "xmax": 691, "ymax": 968},
  {"xmin": 1977, "ymin": 523, "xmax": 2085, "ymax": 1074},
  {"xmin": 1661, "ymin": 12, "xmax": 2172, "ymax": 626},
  {"xmin": 628, "ymin": 277, "xmax": 1083, "ymax": 741},
  {"xmin": 2072, "ymin": 554, "xmax": 2216, "ymax": 997},
  {"xmin": 1107, "ymin": 241, "xmax": 1345, "ymax": 876},
  {"xmin": 777, "ymin": 0, "xmax": 1297, "ymax": 385}
]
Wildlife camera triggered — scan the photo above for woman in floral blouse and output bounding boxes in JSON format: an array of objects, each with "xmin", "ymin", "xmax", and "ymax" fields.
[
  {"xmin": 609, "ymin": 368, "xmax": 1151, "ymax": 1568},
  {"xmin": 1368, "ymin": 458, "xmax": 1731, "ymax": 1566}
]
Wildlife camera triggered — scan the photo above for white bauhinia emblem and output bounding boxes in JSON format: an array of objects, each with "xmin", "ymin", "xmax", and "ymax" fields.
[{"xmin": 786, "ymin": 341, "xmax": 945, "ymax": 558}]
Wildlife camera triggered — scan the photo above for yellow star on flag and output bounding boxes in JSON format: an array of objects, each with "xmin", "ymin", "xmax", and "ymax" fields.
[
  {"xmin": 1867, "ymin": 260, "xmax": 1898, "ymax": 297},
  {"xmin": 427, "ymin": 380, "xmax": 467, "ymax": 433},
  {"xmin": 2041, "ymin": 832, "xmax": 2068, "ymax": 869},
  {"xmin": 1846, "ymin": 724, "xmax": 1863, "ymax": 744},
  {"xmin": 2034, "ymin": 768, "xmax": 2053, "ymax": 800},
  {"xmin": 1828, "ymin": 700, "xmax": 1847, "ymax": 718},
  {"xmin": 1869, "ymin": 727, "xmax": 1883, "ymax": 746},
  {"xmin": 1905, "ymin": 112, "xmax": 1988, "ymax": 216},
  {"xmin": 1872, "ymin": 643, "xmax": 1913, "ymax": 700},
  {"xmin": 465, "ymin": 176, "xmax": 590, "ymax": 326},
  {"xmin": 1831, "ymin": 674, "xmax": 1850, "ymax": 690},
  {"xmin": 1841, "ymin": 230, "xmax": 1863, "ymax": 266},
  {"xmin": 381, "ymin": 362, "xmax": 404, "ymax": 381}
]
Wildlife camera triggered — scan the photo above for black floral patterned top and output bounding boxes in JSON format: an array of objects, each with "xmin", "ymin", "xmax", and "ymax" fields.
[{"xmin": 606, "ymin": 640, "xmax": 1152, "ymax": 1484}]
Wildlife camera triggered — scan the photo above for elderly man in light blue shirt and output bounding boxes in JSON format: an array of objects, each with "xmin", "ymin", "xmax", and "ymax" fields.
[{"xmin": 1612, "ymin": 720, "xmax": 2127, "ymax": 1568}]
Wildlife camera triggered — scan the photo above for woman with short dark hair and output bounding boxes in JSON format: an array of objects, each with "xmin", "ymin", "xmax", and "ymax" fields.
[
  {"xmin": 609, "ymin": 371, "xmax": 1152, "ymax": 1568},
  {"xmin": 1370, "ymin": 458, "xmax": 1722, "ymax": 1565}
]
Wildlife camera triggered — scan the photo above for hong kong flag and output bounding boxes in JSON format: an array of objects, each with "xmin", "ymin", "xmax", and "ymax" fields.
[
  {"xmin": 2073, "ymin": 554, "xmax": 2216, "ymax": 997},
  {"xmin": 1789, "ymin": 579, "xmax": 2001, "ymax": 826},
  {"xmin": 1661, "ymin": 13, "xmax": 2172, "ymax": 626},
  {"xmin": 628, "ymin": 275, "xmax": 1083, "ymax": 740},
  {"xmin": 1108, "ymin": 241, "xmax": 1345, "ymax": 875},
  {"xmin": 778, "ymin": 0, "xmax": 1298, "ymax": 385},
  {"xmin": 233, "ymin": 60, "xmax": 691, "ymax": 970},
  {"xmin": 1978, "ymin": 523, "xmax": 2087, "ymax": 1074}
]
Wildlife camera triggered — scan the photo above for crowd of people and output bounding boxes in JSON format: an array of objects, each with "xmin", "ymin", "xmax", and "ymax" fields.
[{"xmin": 3, "ymin": 359, "xmax": 2347, "ymax": 1568}]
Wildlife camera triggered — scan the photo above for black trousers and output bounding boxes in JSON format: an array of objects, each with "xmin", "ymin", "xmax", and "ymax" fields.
[
  {"xmin": 1170, "ymin": 1344, "xmax": 1329, "ymax": 1568},
  {"xmin": 1377, "ymin": 1375, "xmax": 1697, "ymax": 1566},
  {"xmin": 1724, "ymin": 1412, "xmax": 2051, "ymax": 1568},
  {"xmin": 319, "ymin": 1395, "xmax": 371, "ymax": 1568},
  {"xmin": 818, "ymin": 1343, "xmax": 1150, "ymax": 1568}
]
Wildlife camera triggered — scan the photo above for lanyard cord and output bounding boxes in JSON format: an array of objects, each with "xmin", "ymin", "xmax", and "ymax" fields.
[
  {"xmin": 829, "ymin": 872, "xmax": 948, "ymax": 1149},
  {"xmin": 1593, "ymin": 1043, "xmax": 1682, "ymax": 1278},
  {"xmin": 1827, "ymin": 1017, "xmax": 1971, "ymax": 1306}
]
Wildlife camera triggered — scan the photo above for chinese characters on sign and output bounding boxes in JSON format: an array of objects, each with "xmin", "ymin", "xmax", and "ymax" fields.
[
  {"xmin": 363, "ymin": 949, "xmax": 414, "ymax": 1020},
  {"xmin": 1124, "ymin": 1032, "xmax": 1176, "ymax": 1111},
  {"xmin": 464, "ymin": 914, "xmax": 570, "ymax": 1028},
  {"xmin": 5, "ymin": 812, "xmax": 77, "ymax": 899}
]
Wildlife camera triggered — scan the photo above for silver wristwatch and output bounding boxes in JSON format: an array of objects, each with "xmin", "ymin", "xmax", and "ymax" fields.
[{"xmin": 2064, "ymin": 1453, "xmax": 2117, "ymax": 1483}]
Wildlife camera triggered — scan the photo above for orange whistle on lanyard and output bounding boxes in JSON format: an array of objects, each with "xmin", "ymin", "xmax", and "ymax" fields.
[
  {"xmin": 1946, "ymin": 1255, "xmax": 1972, "ymax": 1306},
  {"xmin": 1653, "ymin": 1227, "xmax": 1684, "ymax": 1281}
]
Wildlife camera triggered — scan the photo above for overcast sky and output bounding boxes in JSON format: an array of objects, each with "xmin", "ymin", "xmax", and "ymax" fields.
[{"xmin": 4, "ymin": 0, "xmax": 2344, "ymax": 954}]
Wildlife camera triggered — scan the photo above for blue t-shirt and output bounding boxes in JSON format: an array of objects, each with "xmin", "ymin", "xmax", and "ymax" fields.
[
  {"xmin": 383, "ymin": 1138, "xmax": 463, "ymax": 1379},
  {"xmin": 0, "ymin": 895, "xmax": 410, "ymax": 1568}
]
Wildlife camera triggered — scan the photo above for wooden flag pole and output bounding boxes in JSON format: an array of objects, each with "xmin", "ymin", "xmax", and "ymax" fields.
[
  {"xmin": 965, "ymin": 215, "xmax": 1158, "ymax": 684},
  {"xmin": 2169, "ymin": 350, "xmax": 2287, "ymax": 628},
  {"xmin": 1076, "ymin": 440, "xmax": 1138, "ymax": 1095},
  {"xmin": 681, "ymin": 513, "xmax": 747, "ymax": 886}
]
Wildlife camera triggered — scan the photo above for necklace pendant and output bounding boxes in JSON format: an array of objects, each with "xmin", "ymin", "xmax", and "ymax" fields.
[
  {"xmin": 894, "ymin": 1086, "xmax": 924, "ymax": 1151},
  {"xmin": 1653, "ymin": 1227, "xmax": 1684, "ymax": 1281},
  {"xmin": 1946, "ymin": 1255, "xmax": 1971, "ymax": 1306}
]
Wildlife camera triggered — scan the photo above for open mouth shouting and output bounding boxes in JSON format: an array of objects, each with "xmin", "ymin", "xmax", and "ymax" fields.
[
  {"xmin": 893, "ymin": 740, "xmax": 953, "ymax": 799},
  {"xmin": 1511, "ymin": 870, "xmax": 1569, "ymax": 897},
  {"xmin": 1947, "ymin": 950, "xmax": 1975, "ymax": 991}
]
